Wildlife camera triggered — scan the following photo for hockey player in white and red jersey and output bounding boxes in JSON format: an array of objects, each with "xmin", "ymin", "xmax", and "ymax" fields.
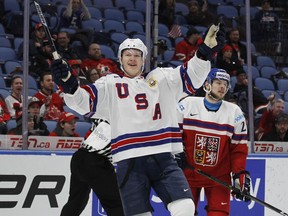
[
  {"xmin": 177, "ymin": 68, "xmax": 251, "ymax": 216},
  {"xmin": 51, "ymin": 23, "xmax": 225, "ymax": 216}
]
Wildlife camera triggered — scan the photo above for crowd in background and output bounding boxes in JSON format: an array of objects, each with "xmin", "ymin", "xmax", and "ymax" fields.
[{"xmin": 0, "ymin": 0, "xmax": 288, "ymax": 142}]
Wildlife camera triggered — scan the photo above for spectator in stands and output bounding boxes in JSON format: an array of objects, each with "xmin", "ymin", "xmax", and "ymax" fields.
[
  {"xmin": 172, "ymin": 26, "xmax": 200, "ymax": 62},
  {"xmin": 185, "ymin": 0, "xmax": 215, "ymax": 27},
  {"xmin": 158, "ymin": 0, "xmax": 175, "ymax": 29},
  {"xmin": 253, "ymin": 0, "xmax": 280, "ymax": 42},
  {"xmin": 216, "ymin": 44, "xmax": 243, "ymax": 76},
  {"xmin": 30, "ymin": 38, "xmax": 54, "ymax": 78},
  {"xmin": 49, "ymin": 112, "xmax": 80, "ymax": 137},
  {"xmin": 86, "ymin": 68, "xmax": 101, "ymax": 83},
  {"xmin": 225, "ymin": 28, "xmax": 247, "ymax": 64},
  {"xmin": 59, "ymin": 0, "xmax": 91, "ymax": 29},
  {"xmin": 260, "ymin": 112, "xmax": 288, "ymax": 141},
  {"xmin": 19, "ymin": 23, "xmax": 46, "ymax": 60},
  {"xmin": 0, "ymin": 94, "xmax": 11, "ymax": 134},
  {"xmin": 56, "ymin": 31, "xmax": 79, "ymax": 60},
  {"xmin": 5, "ymin": 76, "xmax": 23, "ymax": 118},
  {"xmin": 34, "ymin": 72, "xmax": 65, "ymax": 121},
  {"xmin": 7, "ymin": 112, "xmax": 35, "ymax": 136},
  {"xmin": 81, "ymin": 43, "xmax": 121, "ymax": 76},
  {"xmin": 256, "ymin": 97, "xmax": 285, "ymax": 140},
  {"xmin": 157, "ymin": 39, "xmax": 168, "ymax": 61},
  {"xmin": 28, "ymin": 97, "xmax": 50, "ymax": 136},
  {"xmin": 233, "ymin": 68, "xmax": 269, "ymax": 114},
  {"xmin": 68, "ymin": 59, "xmax": 90, "ymax": 86}
]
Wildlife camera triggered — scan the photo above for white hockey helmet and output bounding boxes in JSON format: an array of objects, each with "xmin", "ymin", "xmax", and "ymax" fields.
[{"xmin": 118, "ymin": 38, "xmax": 148, "ymax": 59}]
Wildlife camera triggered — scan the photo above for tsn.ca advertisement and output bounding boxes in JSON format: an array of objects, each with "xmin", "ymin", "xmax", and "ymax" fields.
[{"xmin": 0, "ymin": 139, "xmax": 288, "ymax": 215}]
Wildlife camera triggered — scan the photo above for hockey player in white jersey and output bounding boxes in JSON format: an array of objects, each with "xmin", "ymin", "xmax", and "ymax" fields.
[
  {"xmin": 177, "ymin": 68, "xmax": 251, "ymax": 216},
  {"xmin": 51, "ymin": 24, "xmax": 226, "ymax": 216}
]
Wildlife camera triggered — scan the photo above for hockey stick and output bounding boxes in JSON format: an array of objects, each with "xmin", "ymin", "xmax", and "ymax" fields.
[
  {"xmin": 33, "ymin": 0, "xmax": 60, "ymax": 60},
  {"xmin": 186, "ymin": 164, "xmax": 288, "ymax": 216}
]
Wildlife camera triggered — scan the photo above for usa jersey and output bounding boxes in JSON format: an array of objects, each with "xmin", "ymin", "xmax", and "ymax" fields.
[
  {"xmin": 64, "ymin": 56, "xmax": 210, "ymax": 162},
  {"xmin": 178, "ymin": 97, "xmax": 248, "ymax": 187}
]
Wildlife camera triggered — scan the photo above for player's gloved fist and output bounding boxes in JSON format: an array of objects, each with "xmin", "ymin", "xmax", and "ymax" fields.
[
  {"xmin": 51, "ymin": 59, "xmax": 79, "ymax": 94},
  {"xmin": 197, "ymin": 23, "xmax": 226, "ymax": 61},
  {"xmin": 174, "ymin": 152, "xmax": 187, "ymax": 169},
  {"xmin": 232, "ymin": 170, "xmax": 251, "ymax": 202}
]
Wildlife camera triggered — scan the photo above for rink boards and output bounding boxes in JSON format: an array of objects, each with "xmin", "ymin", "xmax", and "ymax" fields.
[{"xmin": 0, "ymin": 151, "xmax": 287, "ymax": 216}]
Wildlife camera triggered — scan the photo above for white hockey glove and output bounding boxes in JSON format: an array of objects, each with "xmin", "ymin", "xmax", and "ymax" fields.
[
  {"xmin": 197, "ymin": 23, "xmax": 226, "ymax": 61},
  {"xmin": 81, "ymin": 120, "xmax": 112, "ymax": 162},
  {"xmin": 232, "ymin": 170, "xmax": 251, "ymax": 202}
]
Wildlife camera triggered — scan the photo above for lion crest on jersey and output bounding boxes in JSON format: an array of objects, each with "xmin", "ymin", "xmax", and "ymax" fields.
[{"xmin": 194, "ymin": 134, "xmax": 220, "ymax": 166}]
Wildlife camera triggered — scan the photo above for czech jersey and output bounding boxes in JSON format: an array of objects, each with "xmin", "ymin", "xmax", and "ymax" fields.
[
  {"xmin": 64, "ymin": 56, "xmax": 210, "ymax": 162},
  {"xmin": 178, "ymin": 96, "xmax": 248, "ymax": 187}
]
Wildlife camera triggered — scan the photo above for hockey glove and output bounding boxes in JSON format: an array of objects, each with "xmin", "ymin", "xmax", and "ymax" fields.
[
  {"xmin": 197, "ymin": 23, "xmax": 226, "ymax": 61},
  {"xmin": 51, "ymin": 59, "xmax": 79, "ymax": 94},
  {"xmin": 232, "ymin": 170, "xmax": 251, "ymax": 202},
  {"xmin": 174, "ymin": 152, "xmax": 187, "ymax": 169}
]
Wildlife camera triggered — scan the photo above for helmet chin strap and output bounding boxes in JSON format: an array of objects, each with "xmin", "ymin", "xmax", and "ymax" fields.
[{"xmin": 203, "ymin": 84, "xmax": 223, "ymax": 102}]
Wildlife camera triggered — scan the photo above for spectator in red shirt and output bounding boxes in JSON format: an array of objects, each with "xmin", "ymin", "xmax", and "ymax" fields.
[
  {"xmin": 173, "ymin": 26, "xmax": 200, "ymax": 62},
  {"xmin": 34, "ymin": 72, "xmax": 65, "ymax": 120},
  {"xmin": 49, "ymin": 112, "xmax": 80, "ymax": 137},
  {"xmin": 81, "ymin": 43, "xmax": 121, "ymax": 76},
  {"xmin": 0, "ymin": 94, "xmax": 11, "ymax": 134},
  {"xmin": 256, "ymin": 98, "xmax": 285, "ymax": 140}
]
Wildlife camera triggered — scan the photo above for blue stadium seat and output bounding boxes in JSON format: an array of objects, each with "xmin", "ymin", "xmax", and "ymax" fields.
[
  {"xmin": 194, "ymin": 25, "xmax": 207, "ymax": 35},
  {"xmin": 100, "ymin": 45, "xmax": 117, "ymax": 60},
  {"xmin": 125, "ymin": 21, "xmax": 144, "ymax": 34},
  {"xmin": 277, "ymin": 79, "xmax": 288, "ymax": 94},
  {"xmin": 87, "ymin": 7, "xmax": 102, "ymax": 20},
  {"xmin": 243, "ymin": 65, "xmax": 260, "ymax": 80},
  {"xmin": 230, "ymin": 76, "xmax": 237, "ymax": 92},
  {"xmin": 179, "ymin": 25, "xmax": 189, "ymax": 37},
  {"xmin": 132, "ymin": 33, "xmax": 146, "ymax": 43},
  {"xmin": 0, "ymin": 47, "xmax": 17, "ymax": 62},
  {"xmin": 207, "ymin": 0, "xmax": 225, "ymax": 6},
  {"xmin": 44, "ymin": 120, "xmax": 57, "ymax": 133},
  {"xmin": 0, "ymin": 88, "xmax": 10, "ymax": 98},
  {"xmin": 260, "ymin": 66, "xmax": 278, "ymax": 79},
  {"xmin": 167, "ymin": 60, "xmax": 182, "ymax": 67},
  {"xmin": 175, "ymin": 14, "xmax": 187, "ymax": 25},
  {"xmin": 0, "ymin": 24, "xmax": 6, "ymax": 35},
  {"xmin": 175, "ymin": 2, "xmax": 189, "ymax": 16},
  {"xmin": 110, "ymin": 32, "xmax": 129, "ymax": 51},
  {"xmin": 239, "ymin": 6, "xmax": 259, "ymax": 19},
  {"xmin": 284, "ymin": 91, "xmax": 288, "ymax": 102},
  {"xmin": 75, "ymin": 121, "xmax": 92, "ymax": 137},
  {"xmin": 115, "ymin": 0, "xmax": 135, "ymax": 10},
  {"xmin": 254, "ymin": 77, "xmax": 275, "ymax": 91},
  {"xmin": 103, "ymin": 20, "xmax": 125, "ymax": 33},
  {"xmin": 175, "ymin": 36, "xmax": 184, "ymax": 45},
  {"xmin": 13, "ymin": 37, "xmax": 23, "ymax": 54},
  {"xmin": 135, "ymin": 1, "xmax": 152, "ymax": 13},
  {"xmin": 4, "ymin": 0, "xmax": 20, "ymax": 13},
  {"xmin": 28, "ymin": 88, "xmax": 38, "ymax": 97},
  {"xmin": 163, "ymin": 50, "xmax": 174, "ymax": 61},
  {"xmin": 217, "ymin": 5, "xmax": 239, "ymax": 19},
  {"xmin": 103, "ymin": 8, "xmax": 125, "ymax": 21},
  {"xmin": 126, "ymin": 10, "xmax": 145, "ymax": 23},
  {"xmin": 93, "ymin": 0, "xmax": 114, "ymax": 9},
  {"xmin": 81, "ymin": 19, "xmax": 103, "ymax": 31},
  {"xmin": 0, "ymin": 37, "xmax": 12, "ymax": 48},
  {"xmin": 4, "ymin": 60, "xmax": 22, "ymax": 74},
  {"xmin": 158, "ymin": 23, "xmax": 170, "ymax": 36},
  {"xmin": 63, "ymin": 105, "xmax": 84, "ymax": 121},
  {"xmin": 6, "ymin": 119, "xmax": 16, "ymax": 131},
  {"xmin": 261, "ymin": 90, "xmax": 281, "ymax": 100},
  {"xmin": 256, "ymin": 56, "xmax": 276, "ymax": 69},
  {"xmin": 231, "ymin": 0, "xmax": 245, "ymax": 7}
]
